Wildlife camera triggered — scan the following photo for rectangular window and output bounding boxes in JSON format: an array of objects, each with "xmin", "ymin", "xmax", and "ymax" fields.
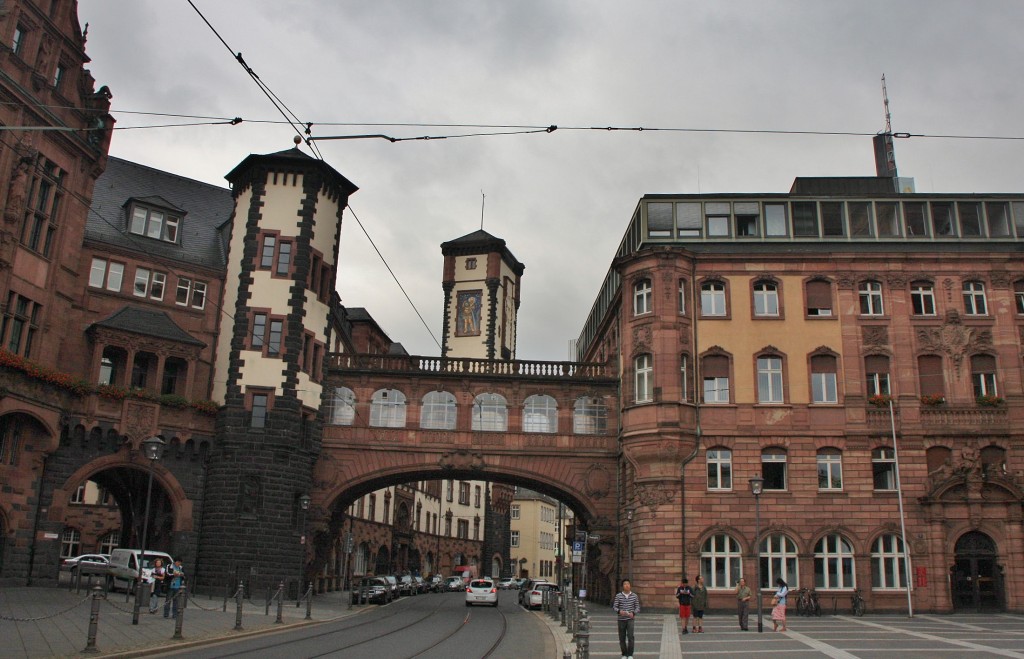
[
  {"xmin": 276, "ymin": 242, "xmax": 292, "ymax": 275},
  {"xmin": 848, "ymin": 202, "xmax": 873, "ymax": 236},
  {"xmin": 133, "ymin": 268, "xmax": 151, "ymax": 297},
  {"xmin": 676, "ymin": 202, "xmax": 702, "ymax": 237},
  {"xmin": 646, "ymin": 202, "xmax": 673, "ymax": 238},
  {"xmin": 821, "ymin": 202, "xmax": 845, "ymax": 236},
  {"xmin": 2, "ymin": 293, "xmax": 40, "ymax": 357},
  {"xmin": 12, "ymin": 26, "xmax": 25, "ymax": 54},
  {"xmin": 252, "ymin": 313, "xmax": 267, "ymax": 349},
  {"xmin": 761, "ymin": 452, "xmax": 787, "ymax": 490},
  {"xmin": 53, "ymin": 63, "xmax": 66, "ymax": 88},
  {"xmin": 706, "ymin": 202, "xmax": 730, "ymax": 237},
  {"xmin": 510, "ymin": 504, "xmax": 520, "ymax": 520},
  {"xmin": 757, "ymin": 357, "xmax": 784, "ymax": 403},
  {"xmin": 1015, "ymin": 202, "xmax": 1024, "ymax": 237},
  {"xmin": 510, "ymin": 530, "xmax": 520, "ymax": 548},
  {"xmin": 707, "ymin": 449, "xmax": 732, "ymax": 490},
  {"xmin": 805, "ymin": 280, "xmax": 832, "ymax": 316},
  {"xmin": 267, "ymin": 320, "xmax": 283, "ymax": 356},
  {"xmin": 459, "ymin": 482, "xmax": 470, "ymax": 505},
  {"xmin": 817, "ymin": 451, "xmax": 843, "ymax": 490},
  {"xmin": 191, "ymin": 281, "xmax": 207, "ymax": 309},
  {"xmin": 176, "ymin": 277, "xmax": 192, "ymax": 305},
  {"xmin": 865, "ymin": 356, "xmax": 890, "ymax": 396},
  {"xmin": 150, "ymin": 272, "xmax": 166, "ymax": 300},
  {"xmin": 910, "ymin": 283, "xmax": 936, "ymax": 316},
  {"xmin": 20, "ymin": 157, "xmax": 64, "ymax": 257},
  {"xmin": 89, "ymin": 258, "xmax": 124, "ymax": 291},
  {"xmin": 872, "ymin": 448, "xmax": 896, "ymax": 490},
  {"xmin": 260, "ymin": 235, "xmax": 276, "ymax": 269},
  {"xmin": 129, "ymin": 205, "xmax": 180, "ymax": 243},
  {"xmin": 875, "ymin": 202, "xmax": 900, "ymax": 237},
  {"xmin": 765, "ymin": 203, "xmax": 788, "ymax": 237},
  {"xmin": 986, "ymin": 202, "xmax": 1011, "ymax": 237},
  {"xmin": 931, "ymin": 202, "xmax": 954, "ymax": 236},
  {"xmin": 700, "ymin": 283, "xmax": 727, "ymax": 316},
  {"xmin": 792, "ymin": 202, "xmax": 818, "ymax": 237},
  {"xmin": 904, "ymin": 202, "xmax": 927, "ymax": 237},
  {"xmin": 812, "ymin": 372, "xmax": 838, "ymax": 403},
  {"xmin": 958, "ymin": 202, "xmax": 983, "ymax": 236},
  {"xmin": 734, "ymin": 202, "xmax": 760, "ymax": 237},
  {"xmin": 251, "ymin": 393, "xmax": 268, "ymax": 428}
]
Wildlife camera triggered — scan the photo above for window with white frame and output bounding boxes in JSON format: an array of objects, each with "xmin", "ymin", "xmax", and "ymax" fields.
[
  {"xmin": 459, "ymin": 481, "xmax": 470, "ymax": 505},
  {"xmin": 523, "ymin": 394, "xmax": 558, "ymax": 433},
  {"xmin": 910, "ymin": 281, "xmax": 936, "ymax": 316},
  {"xmin": 816, "ymin": 448, "xmax": 843, "ymax": 490},
  {"xmin": 759, "ymin": 534, "xmax": 798, "ymax": 589},
  {"xmin": 971, "ymin": 354, "xmax": 998, "ymax": 398},
  {"xmin": 510, "ymin": 504, "xmax": 520, "ymax": 520},
  {"xmin": 421, "ymin": 390, "xmax": 457, "ymax": 430},
  {"xmin": 12, "ymin": 25, "xmax": 26, "ymax": 55},
  {"xmin": 701, "ymin": 281, "xmax": 727, "ymax": 316},
  {"xmin": 328, "ymin": 387, "xmax": 355, "ymax": 425},
  {"xmin": 680, "ymin": 353, "xmax": 690, "ymax": 402},
  {"xmin": 706, "ymin": 448, "xmax": 732, "ymax": 490},
  {"xmin": 472, "ymin": 393, "xmax": 508, "ymax": 431},
  {"xmin": 753, "ymin": 281, "xmax": 779, "ymax": 316},
  {"xmin": 962, "ymin": 281, "xmax": 988, "ymax": 315},
  {"xmin": 811, "ymin": 354, "xmax": 838, "ymax": 404},
  {"xmin": 872, "ymin": 535, "xmax": 907, "ymax": 589},
  {"xmin": 175, "ymin": 277, "xmax": 207, "ymax": 309},
  {"xmin": 702, "ymin": 354, "xmax": 730, "ymax": 403},
  {"xmin": 859, "ymin": 281, "xmax": 884, "ymax": 315},
  {"xmin": 814, "ymin": 534, "xmax": 855, "ymax": 589},
  {"xmin": 872, "ymin": 447, "xmax": 897, "ymax": 490},
  {"xmin": 510, "ymin": 530, "xmax": 519, "ymax": 547},
  {"xmin": 761, "ymin": 449, "xmax": 787, "ymax": 490},
  {"xmin": 634, "ymin": 354, "xmax": 653, "ymax": 403},
  {"xmin": 89, "ymin": 258, "xmax": 125, "ymax": 291},
  {"xmin": 678, "ymin": 279, "xmax": 687, "ymax": 314},
  {"xmin": 370, "ymin": 389, "xmax": 407, "ymax": 428},
  {"xmin": 61, "ymin": 527, "xmax": 81, "ymax": 558},
  {"xmin": 573, "ymin": 397, "xmax": 607, "ymax": 434},
  {"xmin": 757, "ymin": 356, "xmax": 784, "ymax": 404},
  {"xmin": 99, "ymin": 530, "xmax": 120, "ymax": 554},
  {"xmin": 129, "ymin": 204, "xmax": 180, "ymax": 243},
  {"xmin": 700, "ymin": 534, "xmax": 742, "ymax": 589},
  {"xmin": 865, "ymin": 355, "xmax": 890, "ymax": 396},
  {"xmin": 633, "ymin": 279, "xmax": 652, "ymax": 315}
]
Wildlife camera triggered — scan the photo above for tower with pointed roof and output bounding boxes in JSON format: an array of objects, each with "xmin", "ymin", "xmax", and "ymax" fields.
[
  {"xmin": 440, "ymin": 230, "xmax": 524, "ymax": 361},
  {"xmin": 198, "ymin": 147, "xmax": 357, "ymax": 589}
]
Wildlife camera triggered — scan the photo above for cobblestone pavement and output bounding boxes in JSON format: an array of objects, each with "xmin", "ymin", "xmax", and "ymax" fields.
[
  {"xmin": 0, "ymin": 583, "xmax": 361, "ymax": 658},
  {"xmin": 581, "ymin": 608, "xmax": 1024, "ymax": 659}
]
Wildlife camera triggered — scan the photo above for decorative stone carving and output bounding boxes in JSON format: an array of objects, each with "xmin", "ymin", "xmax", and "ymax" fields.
[
  {"xmin": 685, "ymin": 541, "xmax": 699, "ymax": 554},
  {"xmin": 632, "ymin": 325, "xmax": 653, "ymax": 353},
  {"xmin": 123, "ymin": 401, "xmax": 157, "ymax": 443},
  {"xmin": 916, "ymin": 311, "xmax": 993, "ymax": 377},
  {"xmin": 835, "ymin": 273, "xmax": 856, "ymax": 290},
  {"xmin": 990, "ymin": 270, "xmax": 1010, "ymax": 288},
  {"xmin": 885, "ymin": 273, "xmax": 908, "ymax": 288},
  {"xmin": 942, "ymin": 278, "xmax": 954, "ymax": 302},
  {"xmin": 635, "ymin": 482, "xmax": 675, "ymax": 508},
  {"xmin": 862, "ymin": 326, "xmax": 889, "ymax": 349},
  {"xmin": 438, "ymin": 449, "xmax": 484, "ymax": 471},
  {"xmin": 583, "ymin": 464, "xmax": 612, "ymax": 499}
]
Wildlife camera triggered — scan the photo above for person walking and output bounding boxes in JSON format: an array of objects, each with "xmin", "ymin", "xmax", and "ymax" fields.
[
  {"xmin": 771, "ymin": 577, "xmax": 789, "ymax": 632},
  {"xmin": 164, "ymin": 559, "xmax": 185, "ymax": 618},
  {"xmin": 148, "ymin": 558, "xmax": 166, "ymax": 614},
  {"xmin": 674, "ymin": 577, "xmax": 693, "ymax": 634},
  {"xmin": 612, "ymin": 578, "xmax": 640, "ymax": 659},
  {"xmin": 691, "ymin": 575, "xmax": 708, "ymax": 633},
  {"xmin": 735, "ymin": 577, "xmax": 752, "ymax": 630}
]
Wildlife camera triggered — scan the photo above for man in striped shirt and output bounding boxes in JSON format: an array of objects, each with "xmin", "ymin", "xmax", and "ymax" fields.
[{"xmin": 612, "ymin": 578, "xmax": 640, "ymax": 659}]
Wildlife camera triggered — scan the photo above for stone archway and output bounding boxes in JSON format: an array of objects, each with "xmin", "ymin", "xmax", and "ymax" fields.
[{"xmin": 951, "ymin": 531, "xmax": 1004, "ymax": 612}]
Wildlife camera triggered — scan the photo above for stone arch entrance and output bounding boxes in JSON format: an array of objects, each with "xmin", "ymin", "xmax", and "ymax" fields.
[{"xmin": 950, "ymin": 531, "xmax": 1004, "ymax": 612}]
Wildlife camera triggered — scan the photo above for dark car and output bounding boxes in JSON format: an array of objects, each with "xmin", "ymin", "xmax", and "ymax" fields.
[
  {"xmin": 428, "ymin": 575, "xmax": 446, "ymax": 592},
  {"xmin": 382, "ymin": 575, "xmax": 400, "ymax": 598},
  {"xmin": 397, "ymin": 574, "xmax": 417, "ymax": 596},
  {"xmin": 351, "ymin": 577, "xmax": 391, "ymax": 605},
  {"xmin": 413, "ymin": 575, "xmax": 429, "ymax": 593}
]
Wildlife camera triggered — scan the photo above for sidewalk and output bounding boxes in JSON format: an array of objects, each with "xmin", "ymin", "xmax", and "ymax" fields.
[{"xmin": 0, "ymin": 584, "xmax": 362, "ymax": 658}]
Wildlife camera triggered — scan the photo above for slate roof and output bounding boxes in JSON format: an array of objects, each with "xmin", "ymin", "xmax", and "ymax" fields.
[
  {"xmin": 89, "ymin": 306, "xmax": 206, "ymax": 346},
  {"xmin": 225, "ymin": 147, "xmax": 358, "ymax": 195},
  {"xmin": 441, "ymin": 229, "xmax": 525, "ymax": 275},
  {"xmin": 86, "ymin": 157, "xmax": 234, "ymax": 270}
]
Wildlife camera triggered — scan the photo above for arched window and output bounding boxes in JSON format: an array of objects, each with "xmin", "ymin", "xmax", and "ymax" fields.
[
  {"xmin": 871, "ymin": 535, "xmax": 907, "ymax": 589},
  {"xmin": 523, "ymin": 394, "xmax": 557, "ymax": 433},
  {"xmin": 61, "ymin": 527, "xmax": 81, "ymax": 558},
  {"xmin": 757, "ymin": 355, "xmax": 784, "ymax": 404},
  {"xmin": 971, "ymin": 354, "xmax": 998, "ymax": 398},
  {"xmin": 816, "ymin": 448, "xmax": 843, "ymax": 490},
  {"xmin": 814, "ymin": 534, "xmax": 855, "ymax": 589},
  {"xmin": 328, "ymin": 387, "xmax": 355, "ymax": 425},
  {"xmin": 701, "ymin": 534, "xmax": 742, "ymax": 589},
  {"xmin": 633, "ymin": 279, "xmax": 652, "ymax": 315},
  {"xmin": 753, "ymin": 280, "xmax": 779, "ymax": 317},
  {"xmin": 98, "ymin": 530, "xmax": 120, "ymax": 554},
  {"xmin": 634, "ymin": 354, "xmax": 653, "ymax": 403},
  {"xmin": 706, "ymin": 448, "xmax": 732, "ymax": 490},
  {"xmin": 759, "ymin": 534, "xmax": 798, "ymax": 589},
  {"xmin": 811, "ymin": 354, "xmax": 838, "ymax": 404},
  {"xmin": 573, "ymin": 397, "xmax": 607, "ymax": 435},
  {"xmin": 370, "ymin": 389, "xmax": 407, "ymax": 428},
  {"xmin": 858, "ymin": 281, "xmax": 884, "ymax": 315},
  {"xmin": 472, "ymin": 393, "xmax": 507, "ymax": 431},
  {"xmin": 421, "ymin": 391, "xmax": 456, "ymax": 430}
]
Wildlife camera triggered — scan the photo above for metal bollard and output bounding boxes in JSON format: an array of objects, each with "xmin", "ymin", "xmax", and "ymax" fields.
[
  {"xmin": 305, "ymin": 581, "xmax": 313, "ymax": 620},
  {"xmin": 276, "ymin": 581, "xmax": 284, "ymax": 623},
  {"xmin": 172, "ymin": 586, "xmax": 186, "ymax": 640},
  {"xmin": 234, "ymin": 580, "xmax": 244, "ymax": 631},
  {"xmin": 563, "ymin": 650, "xmax": 572, "ymax": 659},
  {"xmin": 575, "ymin": 615, "xmax": 590, "ymax": 659},
  {"xmin": 82, "ymin": 586, "xmax": 103, "ymax": 654}
]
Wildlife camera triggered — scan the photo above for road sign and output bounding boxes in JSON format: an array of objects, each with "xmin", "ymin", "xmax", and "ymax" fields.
[{"xmin": 572, "ymin": 541, "xmax": 584, "ymax": 553}]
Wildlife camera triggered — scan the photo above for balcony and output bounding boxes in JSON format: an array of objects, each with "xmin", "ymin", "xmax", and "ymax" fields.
[{"xmin": 920, "ymin": 405, "xmax": 1008, "ymax": 430}]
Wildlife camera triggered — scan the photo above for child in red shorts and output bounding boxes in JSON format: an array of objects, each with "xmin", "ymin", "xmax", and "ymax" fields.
[{"xmin": 675, "ymin": 577, "xmax": 693, "ymax": 634}]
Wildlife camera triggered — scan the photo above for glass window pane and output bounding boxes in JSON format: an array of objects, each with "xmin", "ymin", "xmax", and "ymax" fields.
[
  {"xmin": 765, "ymin": 203, "xmax": 788, "ymax": 236},
  {"xmin": 792, "ymin": 202, "xmax": 818, "ymax": 236},
  {"xmin": 821, "ymin": 202, "xmax": 845, "ymax": 236},
  {"xmin": 986, "ymin": 202, "xmax": 1010, "ymax": 237},
  {"xmin": 931, "ymin": 202, "xmax": 954, "ymax": 236},
  {"xmin": 876, "ymin": 202, "xmax": 900, "ymax": 236},
  {"xmin": 904, "ymin": 202, "xmax": 927, "ymax": 237},
  {"xmin": 958, "ymin": 202, "xmax": 982, "ymax": 236}
]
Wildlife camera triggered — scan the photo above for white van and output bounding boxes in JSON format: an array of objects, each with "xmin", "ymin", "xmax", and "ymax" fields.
[{"xmin": 106, "ymin": 548, "xmax": 174, "ymax": 593}]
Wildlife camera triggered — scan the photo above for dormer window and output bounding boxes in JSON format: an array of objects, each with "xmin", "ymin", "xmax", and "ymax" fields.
[{"xmin": 129, "ymin": 203, "xmax": 181, "ymax": 243}]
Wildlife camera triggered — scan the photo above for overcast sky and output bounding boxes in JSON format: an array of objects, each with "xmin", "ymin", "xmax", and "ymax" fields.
[{"xmin": 77, "ymin": 1, "xmax": 1024, "ymax": 361}]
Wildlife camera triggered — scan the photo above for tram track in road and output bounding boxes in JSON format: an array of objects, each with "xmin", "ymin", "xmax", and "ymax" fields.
[{"xmin": 404, "ymin": 604, "xmax": 508, "ymax": 659}]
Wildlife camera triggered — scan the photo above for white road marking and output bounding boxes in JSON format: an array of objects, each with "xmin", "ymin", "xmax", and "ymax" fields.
[{"xmin": 838, "ymin": 615, "xmax": 1024, "ymax": 658}]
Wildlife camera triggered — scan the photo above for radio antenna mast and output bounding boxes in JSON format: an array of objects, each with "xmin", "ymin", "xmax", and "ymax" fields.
[
  {"xmin": 480, "ymin": 191, "xmax": 486, "ymax": 230},
  {"xmin": 881, "ymin": 74, "xmax": 893, "ymax": 134}
]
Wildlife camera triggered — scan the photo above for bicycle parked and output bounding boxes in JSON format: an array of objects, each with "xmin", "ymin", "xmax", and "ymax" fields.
[
  {"xmin": 851, "ymin": 588, "xmax": 866, "ymax": 616},
  {"xmin": 794, "ymin": 587, "xmax": 822, "ymax": 617}
]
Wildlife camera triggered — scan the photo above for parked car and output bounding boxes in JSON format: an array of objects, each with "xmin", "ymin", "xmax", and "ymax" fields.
[
  {"xmin": 106, "ymin": 549, "xmax": 174, "ymax": 593},
  {"xmin": 429, "ymin": 575, "xmax": 446, "ymax": 592},
  {"xmin": 497, "ymin": 578, "xmax": 515, "ymax": 590},
  {"xmin": 61, "ymin": 554, "xmax": 110, "ymax": 577},
  {"xmin": 350, "ymin": 577, "xmax": 392, "ymax": 605},
  {"xmin": 446, "ymin": 576, "xmax": 465, "ymax": 592},
  {"xmin": 465, "ymin": 578, "xmax": 498, "ymax": 607},
  {"xmin": 413, "ymin": 576, "xmax": 429, "ymax": 594},
  {"xmin": 397, "ymin": 574, "xmax": 417, "ymax": 596},
  {"xmin": 522, "ymin": 581, "xmax": 560, "ymax": 610},
  {"xmin": 381, "ymin": 575, "xmax": 400, "ymax": 598}
]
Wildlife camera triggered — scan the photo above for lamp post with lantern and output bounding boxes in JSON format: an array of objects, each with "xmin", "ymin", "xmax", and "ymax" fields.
[
  {"xmin": 132, "ymin": 436, "xmax": 166, "ymax": 625},
  {"xmin": 297, "ymin": 494, "xmax": 311, "ymax": 603},
  {"xmin": 749, "ymin": 476, "xmax": 764, "ymax": 633}
]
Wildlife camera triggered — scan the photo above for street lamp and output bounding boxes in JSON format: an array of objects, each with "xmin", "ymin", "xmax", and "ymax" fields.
[
  {"xmin": 298, "ymin": 494, "xmax": 311, "ymax": 603},
  {"xmin": 132, "ymin": 436, "xmax": 165, "ymax": 625},
  {"xmin": 749, "ymin": 476, "xmax": 764, "ymax": 633},
  {"xmin": 625, "ymin": 508, "xmax": 634, "ymax": 583}
]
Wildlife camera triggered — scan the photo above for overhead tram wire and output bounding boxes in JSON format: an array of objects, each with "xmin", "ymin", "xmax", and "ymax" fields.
[
  {"xmin": 346, "ymin": 205, "xmax": 442, "ymax": 353},
  {"xmin": 184, "ymin": 0, "xmax": 323, "ymax": 159}
]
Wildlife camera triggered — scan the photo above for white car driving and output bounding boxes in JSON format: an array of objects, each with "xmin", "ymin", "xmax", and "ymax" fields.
[{"xmin": 465, "ymin": 578, "xmax": 498, "ymax": 607}]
